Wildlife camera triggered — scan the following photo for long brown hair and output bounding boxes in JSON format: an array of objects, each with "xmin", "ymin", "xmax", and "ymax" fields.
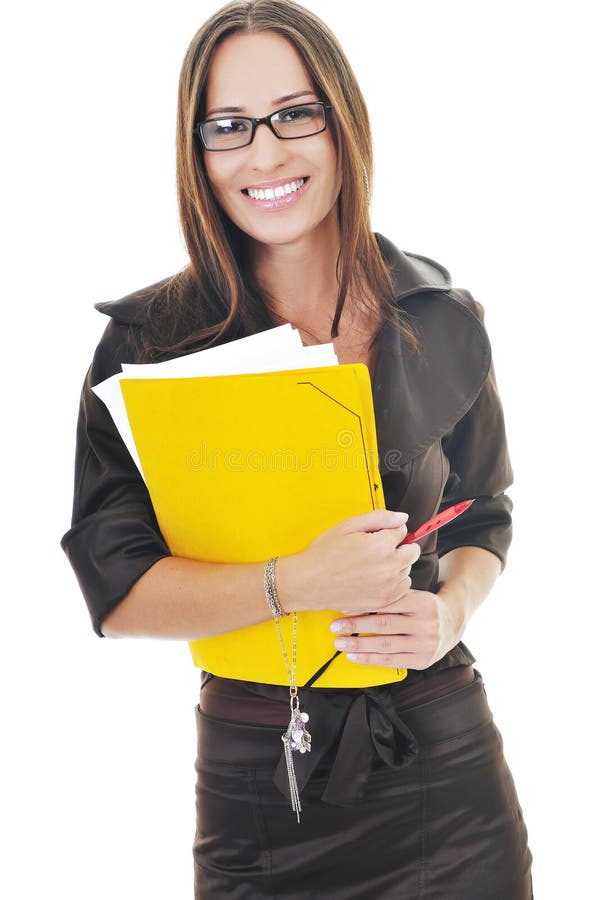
[{"xmin": 137, "ymin": 0, "xmax": 419, "ymax": 361}]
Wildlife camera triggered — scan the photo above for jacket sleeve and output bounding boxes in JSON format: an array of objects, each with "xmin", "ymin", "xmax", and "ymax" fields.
[
  {"xmin": 435, "ymin": 296, "xmax": 514, "ymax": 572},
  {"xmin": 61, "ymin": 319, "xmax": 171, "ymax": 637}
]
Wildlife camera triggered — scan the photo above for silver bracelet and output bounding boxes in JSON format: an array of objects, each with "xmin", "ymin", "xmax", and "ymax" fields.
[{"xmin": 264, "ymin": 557, "xmax": 289, "ymax": 617}]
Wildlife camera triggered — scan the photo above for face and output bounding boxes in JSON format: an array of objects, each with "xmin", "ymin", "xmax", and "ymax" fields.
[{"xmin": 202, "ymin": 31, "xmax": 341, "ymax": 250}]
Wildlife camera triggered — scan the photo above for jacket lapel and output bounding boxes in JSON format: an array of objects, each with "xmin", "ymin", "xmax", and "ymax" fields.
[{"xmin": 373, "ymin": 235, "xmax": 491, "ymax": 475}]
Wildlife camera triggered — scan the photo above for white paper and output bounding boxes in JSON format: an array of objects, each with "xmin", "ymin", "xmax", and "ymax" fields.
[{"xmin": 119, "ymin": 323, "xmax": 304, "ymax": 376}]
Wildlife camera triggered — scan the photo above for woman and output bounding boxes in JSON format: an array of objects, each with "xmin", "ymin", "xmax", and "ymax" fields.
[{"xmin": 61, "ymin": 0, "xmax": 533, "ymax": 897}]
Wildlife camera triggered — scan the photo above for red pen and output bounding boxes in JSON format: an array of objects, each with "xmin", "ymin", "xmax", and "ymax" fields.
[{"xmin": 401, "ymin": 499, "xmax": 475, "ymax": 544}]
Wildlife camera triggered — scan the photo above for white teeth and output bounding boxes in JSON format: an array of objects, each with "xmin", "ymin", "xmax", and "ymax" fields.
[{"xmin": 247, "ymin": 178, "xmax": 305, "ymax": 200}]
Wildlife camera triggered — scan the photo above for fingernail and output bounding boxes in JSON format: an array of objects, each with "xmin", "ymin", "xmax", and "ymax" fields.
[
  {"xmin": 346, "ymin": 653, "xmax": 361, "ymax": 662},
  {"xmin": 392, "ymin": 511, "xmax": 409, "ymax": 523},
  {"xmin": 334, "ymin": 639, "xmax": 348, "ymax": 650},
  {"xmin": 330, "ymin": 622, "xmax": 344, "ymax": 633}
]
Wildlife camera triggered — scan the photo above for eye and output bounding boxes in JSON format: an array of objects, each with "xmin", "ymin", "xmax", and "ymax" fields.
[
  {"xmin": 278, "ymin": 105, "xmax": 317, "ymax": 124},
  {"xmin": 212, "ymin": 118, "xmax": 250, "ymax": 136}
]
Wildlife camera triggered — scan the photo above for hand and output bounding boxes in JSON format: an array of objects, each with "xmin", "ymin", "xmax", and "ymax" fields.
[
  {"xmin": 276, "ymin": 509, "xmax": 421, "ymax": 615},
  {"xmin": 329, "ymin": 587, "xmax": 466, "ymax": 670}
]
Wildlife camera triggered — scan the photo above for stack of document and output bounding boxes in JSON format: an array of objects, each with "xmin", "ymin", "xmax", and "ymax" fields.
[
  {"xmin": 94, "ymin": 324, "xmax": 407, "ymax": 687},
  {"xmin": 94, "ymin": 324, "xmax": 338, "ymax": 478}
]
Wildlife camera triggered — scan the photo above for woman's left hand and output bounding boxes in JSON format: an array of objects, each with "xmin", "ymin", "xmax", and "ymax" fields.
[{"xmin": 329, "ymin": 588, "xmax": 466, "ymax": 670}]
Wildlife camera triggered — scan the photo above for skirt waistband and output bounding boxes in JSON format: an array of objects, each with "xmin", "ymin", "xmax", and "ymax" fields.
[{"xmin": 197, "ymin": 668, "xmax": 491, "ymax": 807}]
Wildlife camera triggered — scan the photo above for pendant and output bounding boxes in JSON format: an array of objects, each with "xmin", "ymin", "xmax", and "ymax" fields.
[
  {"xmin": 288, "ymin": 707, "xmax": 312, "ymax": 753},
  {"xmin": 281, "ymin": 698, "xmax": 311, "ymax": 822}
]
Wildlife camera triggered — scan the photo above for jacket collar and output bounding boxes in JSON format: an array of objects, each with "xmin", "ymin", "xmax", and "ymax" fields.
[
  {"xmin": 375, "ymin": 233, "xmax": 452, "ymax": 300},
  {"xmin": 94, "ymin": 232, "xmax": 452, "ymax": 324},
  {"xmin": 96, "ymin": 235, "xmax": 489, "ymax": 476}
]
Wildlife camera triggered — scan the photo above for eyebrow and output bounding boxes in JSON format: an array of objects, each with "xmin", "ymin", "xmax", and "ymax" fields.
[{"xmin": 205, "ymin": 90, "xmax": 318, "ymax": 118}]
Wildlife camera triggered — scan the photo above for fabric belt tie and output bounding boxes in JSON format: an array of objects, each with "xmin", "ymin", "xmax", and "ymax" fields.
[{"xmin": 273, "ymin": 687, "xmax": 419, "ymax": 807}]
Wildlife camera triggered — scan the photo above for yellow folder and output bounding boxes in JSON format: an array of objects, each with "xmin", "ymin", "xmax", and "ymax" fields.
[{"xmin": 119, "ymin": 364, "xmax": 408, "ymax": 687}]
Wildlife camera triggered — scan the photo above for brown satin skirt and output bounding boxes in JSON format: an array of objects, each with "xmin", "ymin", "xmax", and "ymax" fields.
[{"xmin": 193, "ymin": 669, "xmax": 533, "ymax": 899}]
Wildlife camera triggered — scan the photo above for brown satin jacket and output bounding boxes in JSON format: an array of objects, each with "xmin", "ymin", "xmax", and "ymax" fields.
[{"xmin": 61, "ymin": 233, "xmax": 514, "ymax": 682}]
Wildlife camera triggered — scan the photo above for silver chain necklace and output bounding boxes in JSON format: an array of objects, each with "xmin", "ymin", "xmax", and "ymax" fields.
[{"xmin": 273, "ymin": 610, "xmax": 312, "ymax": 822}]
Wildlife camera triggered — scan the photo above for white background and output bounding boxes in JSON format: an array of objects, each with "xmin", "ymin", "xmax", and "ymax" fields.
[{"xmin": 2, "ymin": 1, "xmax": 595, "ymax": 897}]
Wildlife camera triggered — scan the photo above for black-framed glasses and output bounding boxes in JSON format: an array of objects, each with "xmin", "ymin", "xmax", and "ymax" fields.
[{"xmin": 193, "ymin": 101, "xmax": 332, "ymax": 151}]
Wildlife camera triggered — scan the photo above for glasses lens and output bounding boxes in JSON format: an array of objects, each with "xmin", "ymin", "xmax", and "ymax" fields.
[
  {"xmin": 272, "ymin": 103, "xmax": 326, "ymax": 138},
  {"xmin": 201, "ymin": 117, "xmax": 252, "ymax": 150}
]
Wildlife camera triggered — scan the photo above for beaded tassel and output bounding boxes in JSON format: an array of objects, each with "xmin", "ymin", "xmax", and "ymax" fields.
[{"xmin": 282, "ymin": 695, "xmax": 311, "ymax": 822}]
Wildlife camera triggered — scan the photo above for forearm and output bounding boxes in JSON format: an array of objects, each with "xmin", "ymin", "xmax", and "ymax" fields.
[
  {"xmin": 100, "ymin": 554, "xmax": 302, "ymax": 640},
  {"xmin": 99, "ymin": 509, "xmax": 413, "ymax": 641},
  {"xmin": 436, "ymin": 545, "xmax": 502, "ymax": 636}
]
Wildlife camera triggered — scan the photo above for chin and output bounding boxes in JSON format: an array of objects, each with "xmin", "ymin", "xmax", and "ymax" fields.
[
  {"xmin": 231, "ymin": 209, "xmax": 330, "ymax": 249},
  {"xmin": 248, "ymin": 225, "xmax": 313, "ymax": 247}
]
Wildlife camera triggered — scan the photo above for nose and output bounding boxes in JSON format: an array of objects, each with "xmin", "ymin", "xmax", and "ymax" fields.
[{"xmin": 246, "ymin": 121, "xmax": 289, "ymax": 172}]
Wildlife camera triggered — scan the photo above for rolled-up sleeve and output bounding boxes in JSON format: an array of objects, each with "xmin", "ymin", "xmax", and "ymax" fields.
[
  {"xmin": 436, "ymin": 301, "xmax": 514, "ymax": 572},
  {"xmin": 61, "ymin": 320, "xmax": 171, "ymax": 636}
]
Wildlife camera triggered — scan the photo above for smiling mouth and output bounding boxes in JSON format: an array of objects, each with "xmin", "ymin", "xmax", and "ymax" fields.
[{"xmin": 242, "ymin": 177, "xmax": 309, "ymax": 200}]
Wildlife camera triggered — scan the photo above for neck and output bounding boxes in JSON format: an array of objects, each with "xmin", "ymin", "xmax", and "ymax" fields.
[{"xmin": 249, "ymin": 209, "xmax": 343, "ymax": 334}]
